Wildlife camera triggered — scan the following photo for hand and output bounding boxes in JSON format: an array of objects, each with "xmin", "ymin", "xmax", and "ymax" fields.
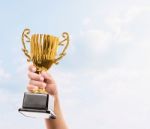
[
  {"xmin": 27, "ymin": 64, "xmax": 68, "ymax": 129},
  {"xmin": 27, "ymin": 64, "xmax": 58, "ymax": 96}
]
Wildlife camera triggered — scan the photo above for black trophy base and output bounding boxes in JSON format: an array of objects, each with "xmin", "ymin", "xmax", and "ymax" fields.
[{"xmin": 18, "ymin": 92, "xmax": 56, "ymax": 119}]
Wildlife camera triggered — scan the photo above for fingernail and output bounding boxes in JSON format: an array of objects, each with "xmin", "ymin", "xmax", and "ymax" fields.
[
  {"xmin": 40, "ymin": 77, "xmax": 44, "ymax": 81},
  {"xmin": 43, "ymin": 83, "xmax": 46, "ymax": 87},
  {"xmin": 32, "ymin": 67, "xmax": 36, "ymax": 72},
  {"xmin": 33, "ymin": 87, "xmax": 38, "ymax": 90}
]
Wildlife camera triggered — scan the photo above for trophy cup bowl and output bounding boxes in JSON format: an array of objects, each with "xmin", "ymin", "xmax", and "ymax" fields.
[{"xmin": 18, "ymin": 28, "xmax": 69, "ymax": 119}]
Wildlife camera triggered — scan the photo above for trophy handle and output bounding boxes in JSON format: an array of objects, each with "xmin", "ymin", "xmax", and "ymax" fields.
[
  {"xmin": 54, "ymin": 32, "xmax": 69, "ymax": 64},
  {"xmin": 22, "ymin": 28, "xmax": 31, "ymax": 62}
]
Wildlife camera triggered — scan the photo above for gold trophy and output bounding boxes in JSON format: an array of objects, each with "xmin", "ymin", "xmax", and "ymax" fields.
[{"xmin": 18, "ymin": 28, "xmax": 69, "ymax": 119}]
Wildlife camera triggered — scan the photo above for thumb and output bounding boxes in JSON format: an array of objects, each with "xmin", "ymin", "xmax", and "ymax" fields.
[{"xmin": 41, "ymin": 72, "xmax": 56, "ymax": 84}]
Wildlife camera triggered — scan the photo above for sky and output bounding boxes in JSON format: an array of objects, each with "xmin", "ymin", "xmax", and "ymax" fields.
[{"xmin": 0, "ymin": 0, "xmax": 150, "ymax": 129}]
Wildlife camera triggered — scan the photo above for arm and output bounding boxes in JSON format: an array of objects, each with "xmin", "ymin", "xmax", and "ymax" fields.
[
  {"xmin": 27, "ymin": 64, "xmax": 68, "ymax": 129},
  {"xmin": 45, "ymin": 95, "xmax": 68, "ymax": 129}
]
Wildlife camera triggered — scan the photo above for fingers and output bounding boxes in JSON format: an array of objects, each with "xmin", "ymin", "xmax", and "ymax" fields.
[
  {"xmin": 29, "ymin": 80, "xmax": 46, "ymax": 89},
  {"xmin": 28, "ymin": 64, "xmax": 36, "ymax": 72},
  {"xmin": 27, "ymin": 84, "xmax": 38, "ymax": 92},
  {"xmin": 41, "ymin": 72, "xmax": 57, "ymax": 95},
  {"xmin": 28, "ymin": 71, "xmax": 44, "ymax": 81},
  {"xmin": 27, "ymin": 64, "xmax": 57, "ymax": 95},
  {"xmin": 28, "ymin": 64, "xmax": 54, "ymax": 83},
  {"xmin": 27, "ymin": 64, "xmax": 45, "ymax": 92},
  {"xmin": 27, "ymin": 79, "xmax": 46, "ymax": 92}
]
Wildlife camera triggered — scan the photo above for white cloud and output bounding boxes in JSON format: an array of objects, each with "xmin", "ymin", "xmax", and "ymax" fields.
[
  {"xmin": 72, "ymin": 5, "xmax": 150, "ymax": 129},
  {"xmin": 0, "ymin": 67, "xmax": 11, "ymax": 80},
  {"xmin": 80, "ymin": 29, "xmax": 112, "ymax": 54},
  {"xmin": 82, "ymin": 17, "xmax": 92, "ymax": 27},
  {"xmin": 50, "ymin": 68, "xmax": 78, "ymax": 94},
  {"xmin": 80, "ymin": 5, "xmax": 150, "ymax": 57},
  {"xmin": 63, "ymin": 64, "xmax": 150, "ymax": 129},
  {"xmin": 0, "ymin": 63, "xmax": 11, "ymax": 82},
  {"xmin": 106, "ymin": 5, "xmax": 150, "ymax": 38}
]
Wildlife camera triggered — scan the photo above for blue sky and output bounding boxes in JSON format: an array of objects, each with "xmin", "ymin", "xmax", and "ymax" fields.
[{"xmin": 1, "ymin": 0, "xmax": 150, "ymax": 129}]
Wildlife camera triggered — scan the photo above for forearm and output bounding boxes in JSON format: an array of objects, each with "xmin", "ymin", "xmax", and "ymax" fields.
[{"xmin": 45, "ymin": 95, "xmax": 68, "ymax": 129}]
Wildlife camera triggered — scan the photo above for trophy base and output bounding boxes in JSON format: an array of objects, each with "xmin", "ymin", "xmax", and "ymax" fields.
[
  {"xmin": 18, "ymin": 108, "xmax": 56, "ymax": 119},
  {"xmin": 18, "ymin": 92, "xmax": 56, "ymax": 119}
]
